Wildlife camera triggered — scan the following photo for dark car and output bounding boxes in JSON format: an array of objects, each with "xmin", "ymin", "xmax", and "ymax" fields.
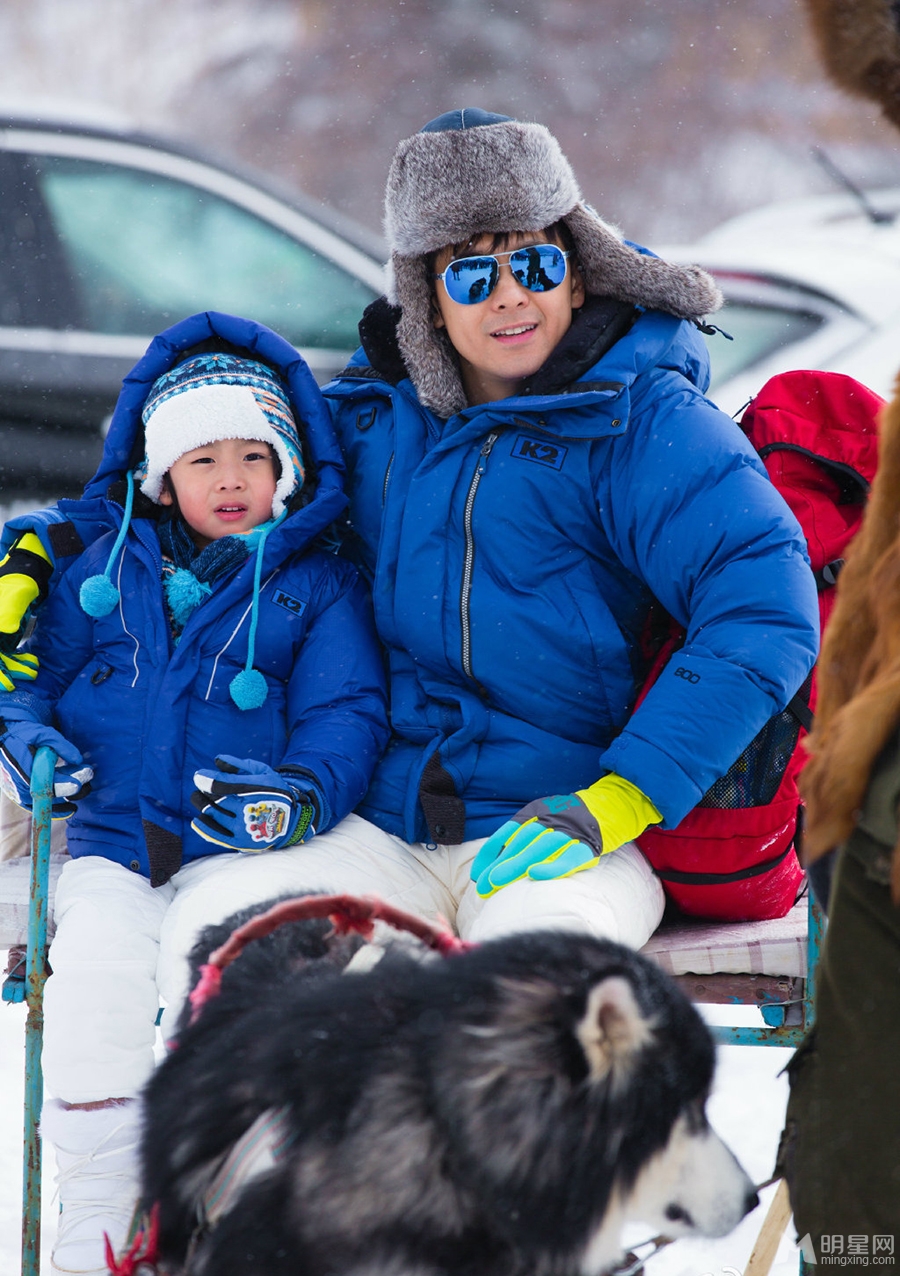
[{"xmin": 0, "ymin": 115, "xmax": 386, "ymax": 498}]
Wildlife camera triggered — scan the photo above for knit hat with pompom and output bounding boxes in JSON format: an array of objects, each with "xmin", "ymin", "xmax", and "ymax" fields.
[{"xmin": 138, "ymin": 352, "xmax": 305, "ymax": 518}]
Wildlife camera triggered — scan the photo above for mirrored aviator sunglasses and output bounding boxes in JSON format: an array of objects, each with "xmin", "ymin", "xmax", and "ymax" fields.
[{"xmin": 436, "ymin": 244, "xmax": 570, "ymax": 305}]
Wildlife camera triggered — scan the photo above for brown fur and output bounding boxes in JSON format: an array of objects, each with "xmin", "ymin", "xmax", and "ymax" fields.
[
  {"xmin": 802, "ymin": 0, "xmax": 900, "ymax": 129},
  {"xmin": 800, "ymin": 373, "xmax": 900, "ymax": 900}
]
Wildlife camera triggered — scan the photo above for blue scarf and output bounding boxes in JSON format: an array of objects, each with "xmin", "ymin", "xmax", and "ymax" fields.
[{"xmin": 158, "ymin": 518, "xmax": 249, "ymax": 638}]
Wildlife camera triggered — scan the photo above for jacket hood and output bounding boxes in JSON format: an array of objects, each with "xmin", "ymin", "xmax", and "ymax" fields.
[{"xmin": 85, "ymin": 311, "xmax": 347, "ymax": 547}]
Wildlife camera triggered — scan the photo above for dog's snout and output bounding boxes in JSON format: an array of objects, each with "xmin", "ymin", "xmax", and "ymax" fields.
[
  {"xmin": 744, "ymin": 1187, "xmax": 760, "ymax": 1216},
  {"xmin": 664, "ymin": 1203, "xmax": 694, "ymax": 1227}
]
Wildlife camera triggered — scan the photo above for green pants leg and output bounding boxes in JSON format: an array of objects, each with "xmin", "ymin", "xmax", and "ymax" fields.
[{"xmin": 780, "ymin": 838, "xmax": 900, "ymax": 1237}]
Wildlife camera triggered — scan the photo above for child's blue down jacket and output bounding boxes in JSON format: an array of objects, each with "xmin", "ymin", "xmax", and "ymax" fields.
[
  {"xmin": 325, "ymin": 302, "xmax": 820, "ymax": 844},
  {"xmin": 13, "ymin": 313, "xmax": 389, "ymax": 885}
]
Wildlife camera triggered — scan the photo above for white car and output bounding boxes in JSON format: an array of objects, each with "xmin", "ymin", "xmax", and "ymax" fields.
[{"xmin": 659, "ymin": 187, "xmax": 900, "ymax": 415}]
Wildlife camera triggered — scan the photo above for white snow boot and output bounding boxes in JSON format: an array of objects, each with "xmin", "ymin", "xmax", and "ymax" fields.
[{"xmin": 41, "ymin": 1098, "xmax": 142, "ymax": 1276}]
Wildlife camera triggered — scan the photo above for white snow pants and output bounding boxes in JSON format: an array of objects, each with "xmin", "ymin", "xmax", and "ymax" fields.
[
  {"xmin": 43, "ymin": 856, "xmax": 175, "ymax": 1104},
  {"xmin": 155, "ymin": 813, "xmax": 664, "ymax": 1038},
  {"xmin": 42, "ymin": 816, "xmax": 664, "ymax": 1102}
]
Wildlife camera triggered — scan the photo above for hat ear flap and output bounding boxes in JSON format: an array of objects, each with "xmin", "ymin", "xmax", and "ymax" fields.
[
  {"xmin": 394, "ymin": 254, "xmax": 469, "ymax": 419},
  {"xmin": 564, "ymin": 206, "xmax": 723, "ymax": 318}
]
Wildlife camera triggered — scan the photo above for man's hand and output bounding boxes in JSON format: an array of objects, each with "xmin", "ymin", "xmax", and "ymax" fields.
[
  {"xmin": 190, "ymin": 755, "xmax": 318, "ymax": 853},
  {"xmin": 470, "ymin": 774, "xmax": 662, "ymax": 898}
]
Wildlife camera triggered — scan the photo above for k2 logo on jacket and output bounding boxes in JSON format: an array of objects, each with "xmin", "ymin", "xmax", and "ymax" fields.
[
  {"xmin": 510, "ymin": 435, "xmax": 567, "ymax": 470},
  {"xmin": 272, "ymin": 589, "xmax": 307, "ymax": 617}
]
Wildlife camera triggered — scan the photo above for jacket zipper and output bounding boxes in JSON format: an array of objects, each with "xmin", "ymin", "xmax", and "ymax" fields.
[
  {"xmin": 460, "ymin": 432, "xmax": 498, "ymax": 685},
  {"xmin": 382, "ymin": 452, "xmax": 394, "ymax": 505}
]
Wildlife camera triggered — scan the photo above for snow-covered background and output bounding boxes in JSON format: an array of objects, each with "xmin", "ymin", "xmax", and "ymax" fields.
[
  {"xmin": 0, "ymin": 963, "xmax": 802, "ymax": 1276},
  {"xmin": 0, "ymin": 1, "xmax": 885, "ymax": 1268},
  {"xmin": 0, "ymin": 0, "xmax": 898, "ymax": 245}
]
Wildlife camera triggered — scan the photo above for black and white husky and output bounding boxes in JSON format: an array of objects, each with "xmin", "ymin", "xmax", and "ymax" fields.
[{"xmin": 141, "ymin": 905, "xmax": 758, "ymax": 1276}]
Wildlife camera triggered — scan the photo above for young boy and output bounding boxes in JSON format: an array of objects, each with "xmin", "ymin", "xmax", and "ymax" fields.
[
  {"xmin": 0, "ymin": 313, "xmax": 388, "ymax": 1275},
  {"xmin": 1, "ymin": 110, "xmax": 819, "ymax": 970}
]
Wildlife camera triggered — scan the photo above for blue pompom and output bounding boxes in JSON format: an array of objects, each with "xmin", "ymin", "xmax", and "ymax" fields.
[
  {"xmin": 80, "ymin": 574, "xmax": 120, "ymax": 618},
  {"xmin": 229, "ymin": 667, "xmax": 268, "ymax": 710},
  {"xmin": 165, "ymin": 569, "xmax": 212, "ymax": 629}
]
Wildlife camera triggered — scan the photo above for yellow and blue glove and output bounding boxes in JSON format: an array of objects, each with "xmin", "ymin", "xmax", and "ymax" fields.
[
  {"xmin": 190, "ymin": 755, "xmax": 319, "ymax": 853},
  {"xmin": 470, "ymin": 774, "xmax": 662, "ymax": 898},
  {"xmin": 0, "ymin": 532, "xmax": 52, "ymax": 691},
  {"xmin": 0, "ymin": 708, "xmax": 93, "ymax": 817},
  {"xmin": 0, "ymin": 649, "xmax": 39, "ymax": 693}
]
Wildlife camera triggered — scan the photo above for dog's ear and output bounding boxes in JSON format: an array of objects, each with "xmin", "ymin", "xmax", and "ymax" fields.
[{"xmin": 576, "ymin": 976, "xmax": 655, "ymax": 1083}]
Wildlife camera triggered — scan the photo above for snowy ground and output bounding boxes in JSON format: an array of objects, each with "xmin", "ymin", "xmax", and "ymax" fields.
[{"xmin": 0, "ymin": 956, "xmax": 800, "ymax": 1276}]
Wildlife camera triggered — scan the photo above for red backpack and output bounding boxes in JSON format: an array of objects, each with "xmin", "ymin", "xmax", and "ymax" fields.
[{"xmin": 636, "ymin": 369, "xmax": 882, "ymax": 921}]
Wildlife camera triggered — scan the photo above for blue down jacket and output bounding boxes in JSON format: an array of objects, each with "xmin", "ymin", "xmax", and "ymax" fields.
[
  {"xmin": 11, "ymin": 313, "xmax": 388, "ymax": 885},
  {"xmin": 325, "ymin": 302, "xmax": 819, "ymax": 843}
]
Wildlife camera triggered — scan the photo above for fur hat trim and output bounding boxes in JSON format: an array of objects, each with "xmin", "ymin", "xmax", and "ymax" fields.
[
  {"xmin": 384, "ymin": 113, "xmax": 723, "ymax": 418},
  {"xmin": 386, "ymin": 120, "xmax": 581, "ymax": 257}
]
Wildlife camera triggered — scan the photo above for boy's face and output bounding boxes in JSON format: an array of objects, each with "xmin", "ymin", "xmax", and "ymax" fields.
[
  {"xmin": 159, "ymin": 437, "xmax": 277, "ymax": 547},
  {"xmin": 433, "ymin": 229, "xmax": 585, "ymax": 405}
]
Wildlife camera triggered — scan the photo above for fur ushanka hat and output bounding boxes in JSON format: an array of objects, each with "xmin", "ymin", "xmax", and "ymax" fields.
[{"xmin": 384, "ymin": 108, "xmax": 724, "ymax": 418}]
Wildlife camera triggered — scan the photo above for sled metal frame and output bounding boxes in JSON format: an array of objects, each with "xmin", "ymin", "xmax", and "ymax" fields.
[
  {"xmin": 1, "ymin": 748, "xmax": 56, "ymax": 1276},
  {"xmin": 676, "ymin": 890, "xmax": 825, "ymax": 1049},
  {"xmin": 658, "ymin": 891, "xmax": 824, "ymax": 1276}
]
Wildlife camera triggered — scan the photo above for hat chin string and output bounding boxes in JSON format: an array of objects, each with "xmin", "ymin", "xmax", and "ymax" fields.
[
  {"xmin": 229, "ymin": 517, "xmax": 280, "ymax": 711},
  {"xmin": 80, "ymin": 470, "xmax": 135, "ymax": 618}
]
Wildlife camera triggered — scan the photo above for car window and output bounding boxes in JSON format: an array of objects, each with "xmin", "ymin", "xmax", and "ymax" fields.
[
  {"xmin": 705, "ymin": 302, "xmax": 823, "ymax": 388},
  {"xmin": 24, "ymin": 155, "xmax": 377, "ymax": 348},
  {"xmin": 0, "ymin": 151, "xmax": 85, "ymax": 328}
]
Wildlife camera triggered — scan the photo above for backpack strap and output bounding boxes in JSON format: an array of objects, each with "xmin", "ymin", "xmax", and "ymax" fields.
[{"xmin": 787, "ymin": 688, "xmax": 814, "ymax": 734}]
